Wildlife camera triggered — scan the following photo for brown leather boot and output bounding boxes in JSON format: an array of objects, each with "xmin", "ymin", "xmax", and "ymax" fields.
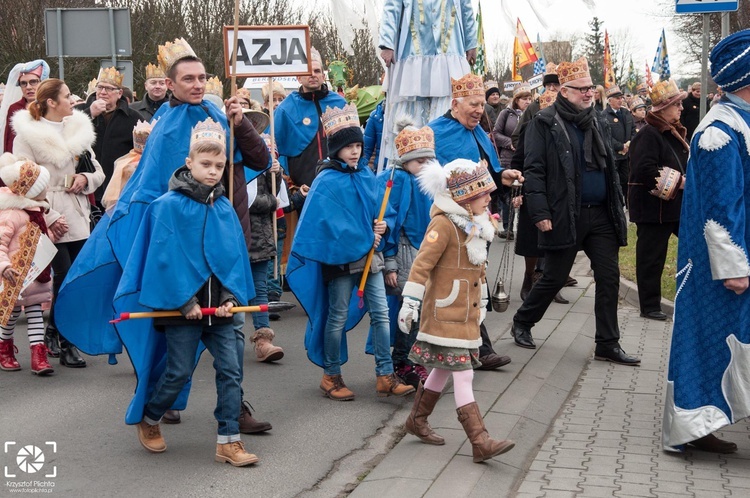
[
  {"xmin": 404, "ymin": 384, "xmax": 445, "ymax": 445},
  {"xmin": 215, "ymin": 441, "xmax": 259, "ymax": 467},
  {"xmin": 376, "ymin": 373, "xmax": 416, "ymax": 397},
  {"xmin": 456, "ymin": 402, "xmax": 515, "ymax": 463},
  {"xmin": 136, "ymin": 420, "xmax": 166, "ymax": 453},
  {"xmin": 251, "ymin": 328, "xmax": 284, "ymax": 363},
  {"xmin": 320, "ymin": 374, "xmax": 355, "ymax": 401},
  {"xmin": 239, "ymin": 400, "xmax": 272, "ymax": 433}
]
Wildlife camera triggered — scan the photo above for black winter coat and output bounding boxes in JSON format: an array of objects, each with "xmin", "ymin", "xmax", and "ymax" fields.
[
  {"xmin": 680, "ymin": 93, "xmax": 703, "ymax": 141},
  {"xmin": 248, "ymin": 170, "xmax": 282, "ymax": 262},
  {"xmin": 627, "ymin": 123, "xmax": 688, "ymax": 224},
  {"xmin": 130, "ymin": 94, "xmax": 168, "ymax": 121},
  {"xmin": 602, "ymin": 105, "xmax": 636, "ymax": 157},
  {"xmin": 523, "ymin": 106, "xmax": 628, "ymax": 250},
  {"xmin": 84, "ymin": 97, "xmax": 144, "ymax": 202}
]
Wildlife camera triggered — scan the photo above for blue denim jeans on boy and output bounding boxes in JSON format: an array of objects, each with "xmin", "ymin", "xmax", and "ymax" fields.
[
  {"xmin": 143, "ymin": 321, "xmax": 241, "ymax": 436},
  {"xmin": 324, "ymin": 271, "xmax": 393, "ymax": 377},
  {"xmin": 250, "ymin": 260, "xmax": 270, "ymax": 329},
  {"xmin": 266, "ymin": 242, "xmax": 284, "ymax": 301}
]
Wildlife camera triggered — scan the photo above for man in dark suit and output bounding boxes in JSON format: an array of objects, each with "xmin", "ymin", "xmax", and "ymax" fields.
[{"xmin": 603, "ymin": 85, "xmax": 636, "ymax": 199}]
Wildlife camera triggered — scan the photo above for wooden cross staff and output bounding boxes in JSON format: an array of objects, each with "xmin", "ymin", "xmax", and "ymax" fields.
[{"xmin": 227, "ymin": 0, "xmax": 241, "ymax": 204}]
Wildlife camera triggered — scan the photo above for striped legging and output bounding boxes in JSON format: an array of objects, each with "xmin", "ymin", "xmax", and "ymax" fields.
[{"xmin": 0, "ymin": 304, "xmax": 45, "ymax": 346}]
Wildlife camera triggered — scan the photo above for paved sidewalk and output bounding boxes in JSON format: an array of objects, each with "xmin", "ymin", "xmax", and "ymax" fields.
[{"xmin": 347, "ymin": 255, "xmax": 750, "ymax": 497}]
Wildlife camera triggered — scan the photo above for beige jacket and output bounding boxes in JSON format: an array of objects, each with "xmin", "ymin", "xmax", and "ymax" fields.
[
  {"xmin": 403, "ymin": 191, "xmax": 496, "ymax": 349},
  {"xmin": 12, "ymin": 110, "xmax": 104, "ymax": 243}
]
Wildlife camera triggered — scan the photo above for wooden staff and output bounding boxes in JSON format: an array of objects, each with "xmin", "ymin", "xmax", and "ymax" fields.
[
  {"xmin": 268, "ymin": 76, "xmax": 278, "ymax": 279},
  {"xmin": 228, "ymin": 0, "xmax": 241, "ymax": 204},
  {"xmin": 109, "ymin": 301, "xmax": 297, "ymax": 324},
  {"xmin": 357, "ymin": 166, "xmax": 396, "ymax": 308}
]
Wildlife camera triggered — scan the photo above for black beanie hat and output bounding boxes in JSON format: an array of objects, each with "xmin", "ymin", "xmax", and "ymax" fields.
[
  {"xmin": 485, "ymin": 87, "xmax": 500, "ymax": 100},
  {"xmin": 327, "ymin": 126, "xmax": 364, "ymax": 159},
  {"xmin": 542, "ymin": 73, "xmax": 560, "ymax": 86}
]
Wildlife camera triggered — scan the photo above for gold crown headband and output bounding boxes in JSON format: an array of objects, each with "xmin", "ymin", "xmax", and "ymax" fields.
[
  {"xmin": 452, "ymin": 73, "xmax": 484, "ymax": 99},
  {"xmin": 190, "ymin": 118, "xmax": 225, "ymax": 151},
  {"xmin": 321, "ymin": 104, "xmax": 359, "ymax": 136}
]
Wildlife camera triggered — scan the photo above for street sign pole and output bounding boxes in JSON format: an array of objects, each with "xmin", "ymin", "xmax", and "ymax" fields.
[{"xmin": 701, "ymin": 13, "xmax": 709, "ymax": 120}]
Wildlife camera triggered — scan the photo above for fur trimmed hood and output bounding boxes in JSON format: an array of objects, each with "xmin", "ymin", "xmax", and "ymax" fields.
[
  {"xmin": 432, "ymin": 191, "xmax": 496, "ymax": 265},
  {"xmin": 11, "ymin": 109, "xmax": 96, "ymax": 168},
  {"xmin": 0, "ymin": 187, "xmax": 49, "ymax": 211}
]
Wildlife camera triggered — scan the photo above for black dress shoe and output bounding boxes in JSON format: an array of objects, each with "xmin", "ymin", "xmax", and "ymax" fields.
[
  {"xmin": 476, "ymin": 353, "xmax": 512, "ymax": 370},
  {"xmin": 44, "ymin": 327, "xmax": 61, "ymax": 358},
  {"xmin": 686, "ymin": 434, "xmax": 737, "ymax": 454},
  {"xmin": 59, "ymin": 336, "xmax": 86, "ymax": 368},
  {"xmin": 565, "ymin": 276, "xmax": 578, "ymax": 287},
  {"xmin": 511, "ymin": 322, "xmax": 536, "ymax": 349},
  {"xmin": 594, "ymin": 346, "xmax": 640, "ymax": 366},
  {"xmin": 162, "ymin": 409, "xmax": 181, "ymax": 424},
  {"xmin": 553, "ymin": 292, "xmax": 569, "ymax": 304},
  {"xmin": 640, "ymin": 310, "xmax": 668, "ymax": 321}
]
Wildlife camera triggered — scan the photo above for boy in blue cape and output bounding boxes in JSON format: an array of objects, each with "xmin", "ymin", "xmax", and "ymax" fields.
[
  {"xmin": 119, "ymin": 118, "xmax": 258, "ymax": 466},
  {"xmin": 287, "ymin": 104, "xmax": 415, "ymax": 401},
  {"xmin": 379, "ymin": 118, "xmax": 435, "ymax": 388}
]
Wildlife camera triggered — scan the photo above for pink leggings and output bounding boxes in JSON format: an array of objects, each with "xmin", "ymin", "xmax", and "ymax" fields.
[{"xmin": 423, "ymin": 367, "xmax": 475, "ymax": 408}]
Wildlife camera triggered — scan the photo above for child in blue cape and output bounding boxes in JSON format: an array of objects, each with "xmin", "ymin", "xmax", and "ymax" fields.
[
  {"xmin": 118, "ymin": 118, "xmax": 258, "ymax": 467},
  {"xmin": 287, "ymin": 104, "xmax": 415, "ymax": 401},
  {"xmin": 381, "ymin": 117, "xmax": 436, "ymax": 388}
]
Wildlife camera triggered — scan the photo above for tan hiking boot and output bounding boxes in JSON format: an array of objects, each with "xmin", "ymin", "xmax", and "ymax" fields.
[
  {"xmin": 215, "ymin": 441, "xmax": 259, "ymax": 467},
  {"xmin": 376, "ymin": 373, "xmax": 416, "ymax": 397},
  {"xmin": 457, "ymin": 402, "xmax": 515, "ymax": 463},
  {"xmin": 320, "ymin": 374, "xmax": 355, "ymax": 401},
  {"xmin": 251, "ymin": 328, "xmax": 284, "ymax": 363},
  {"xmin": 136, "ymin": 420, "xmax": 166, "ymax": 453}
]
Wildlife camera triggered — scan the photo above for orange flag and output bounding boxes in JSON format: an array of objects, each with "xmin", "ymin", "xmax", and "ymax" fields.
[
  {"xmin": 515, "ymin": 18, "xmax": 538, "ymax": 69},
  {"xmin": 604, "ymin": 30, "xmax": 616, "ymax": 89}
]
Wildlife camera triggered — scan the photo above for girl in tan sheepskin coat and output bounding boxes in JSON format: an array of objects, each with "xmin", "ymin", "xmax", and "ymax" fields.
[{"xmin": 398, "ymin": 158, "xmax": 516, "ymax": 463}]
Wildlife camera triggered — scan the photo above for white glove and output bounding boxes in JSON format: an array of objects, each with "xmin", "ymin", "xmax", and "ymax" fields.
[
  {"xmin": 398, "ymin": 296, "xmax": 421, "ymax": 334},
  {"xmin": 480, "ymin": 282, "xmax": 488, "ymax": 323}
]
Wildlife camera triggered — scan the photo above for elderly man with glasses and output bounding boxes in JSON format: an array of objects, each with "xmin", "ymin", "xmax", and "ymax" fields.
[
  {"xmin": 81, "ymin": 67, "xmax": 144, "ymax": 206},
  {"xmin": 510, "ymin": 58, "xmax": 639, "ymax": 366},
  {"xmin": 0, "ymin": 60, "xmax": 50, "ymax": 153}
]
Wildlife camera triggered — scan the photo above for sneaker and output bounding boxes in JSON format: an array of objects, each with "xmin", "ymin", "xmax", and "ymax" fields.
[
  {"xmin": 395, "ymin": 364, "xmax": 421, "ymax": 390},
  {"xmin": 413, "ymin": 365, "xmax": 429, "ymax": 384},
  {"xmin": 136, "ymin": 420, "xmax": 166, "ymax": 453}
]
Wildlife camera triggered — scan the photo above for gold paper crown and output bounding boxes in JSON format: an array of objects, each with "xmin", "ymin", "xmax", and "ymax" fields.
[
  {"xmin": 484, "ymin": 80, "xmax": 499, "ymax": 91},
  {"xmin": 636, "ymin": 82, "xmax": 649, "ymax": 93},
  {"xmin": 446, "ymin": 160, "xmax": 497, "ymax": 205},
  {"xmin": 396, "ymin": 126, "xmax": 434, "ymax": 157},
  {"xmin": 321, "ymin": 104, "xmax": 359, "ymax": 136},
  {"xmin": 190, "ymin": 118, "xmax": 226, "ymax": 151},
  {"xmin": 650, "ymin": 79, "xmax": 684, "ymax": 107},
  {"xmin": 132, "ymin": 119, "xmax": 155, "ymax": 153},
  {"xmin": 545, "ymin": 63, "xmax": 558, "ymax": 75},
  {"xmin": 513, "ymin": 83, "xmax": 532, "ymax": 97},
  {"xmin": 629, "ymin": 97, "xmax": 646, "ymax": 111},
  {"xmin": 145, "ymin": 63, "xmax": 166, "ymax": 80},
  {"xmin": 451, "ymin": 73, "xmax": 484, "ymax": 99},
  {"xmin": 262, "ymin": 80, "xmax": 286, "ymax": 102},
  {"xmin": 205, "ymin": 76, "xmax": 223, "ymax": 98},
  {"xmin": 236, "ymin": 87, "xmax": 251, "ymax": 103},
  {"xmin": 97, "ymin": 67, "xmax": 123, "ymax": 88},
  {"xmin": 538, "ymin": 90, "xmax": 558, "ymax": 110},
  {"xmin": 86, "ymin": 78, "xmax": 98, "ymax": 96},
  {"xmin": 557, "ymin": 57, "xmax": 591, "ymax": 85},
  {"xmin": 605, "ymin": 85, "xmax": 623, "ymax": 98},
  {"xmin": 310, "ymin": 46, "xmax": 323, "ymax": 65},
  {"xmin": 157, "ymin": 38, "xmax": 197, "ymax": 73}
]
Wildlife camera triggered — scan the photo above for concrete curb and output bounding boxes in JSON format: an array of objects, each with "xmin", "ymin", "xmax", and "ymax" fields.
[{"xmin": 618, "ymin": 276, "xmax": 675, "ymax": 316}]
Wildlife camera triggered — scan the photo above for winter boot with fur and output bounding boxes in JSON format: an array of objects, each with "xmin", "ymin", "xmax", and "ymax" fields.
[
  {"xmin": 457, "ymin": 402, "xmax": 515, "ymax": 463},
  {"xmin": 251, "ymin": 328, "xmax": 284, "ymax": 363},
  {"xmin": 30, "ymin": 344, "xmax": 54, "ymax": 375},
  {"xmin": 0, "ymin": 338, "xmax": 21, "ymax": 371},
  {"xmin": 404, "ymin": 384, "xmax": 445, "ymax": 445}
]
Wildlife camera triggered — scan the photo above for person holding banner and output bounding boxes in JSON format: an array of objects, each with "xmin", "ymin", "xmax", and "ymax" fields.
[
  {"xmin": 378, "ymin": 0, "xmax": 477, "ymax": 169},
  {"xmin": 0, "ymin": 157, "xmax": 56, "ymax": 375}
]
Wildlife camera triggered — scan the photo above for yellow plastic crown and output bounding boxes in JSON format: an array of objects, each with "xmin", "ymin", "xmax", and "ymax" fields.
[
  {"xmin": 157, "ymin": 38, "xmax": 197, "ymax": 74},
  {"xmin": 145, "ymin": 63, "xmax": 166, "ymax": 80},
  {"xmin": 97, "ymin": 67, "xmax": 123, "ymax": 88},
  {"xmin": 650, "ymin": 79, "xmax": 682, "ymax": 107},
  {"xmin": 557, "ymin": 57, "xmax": 591, "ymax": 85},
  {"xmin": 396, "ymin": 126, "xmax": 434, "ymax": 157},
  {"xmin": 86, "ymin": 79, "xmax": 98, "ymax": 96},
  {"xmin": 321, "ymin": 104, "xmax": 359, "ymax": 136},
  {"xmin": 190, "ymin": 118, "xmax": 225, "ymax": 151},
  {"xmin": 132, "ymin": 119, "xmax": 155, "ymax": 153},
  {"xmin": 483, "ymin": 80, "xmax": 499, "ymax": 91},
  {"xmin": 451, "ymin": 73, "xmax": 484, "ymax": 99},
  {"xmin": 205, "ymin": 76, "xmax": 223, "ymax": 98}
]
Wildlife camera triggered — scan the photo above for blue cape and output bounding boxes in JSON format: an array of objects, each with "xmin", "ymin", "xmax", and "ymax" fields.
[
  {"xmin": 286, "ymin": 162, "xmax": 387, "ymax": 367},
  {"xmin": 54, "ymin": 101, "xmax": 246, "ymax": 357},
  {"xmin": 429, "ymin": 115, "xmax": 502, "ymax": 172},
  {"xmin": 115, "ymin": 190, "xmax": 254, "ymax": 424},
  {"xmin": 274, "ymin": 90, "xmax": 346, "ymax": 163}
]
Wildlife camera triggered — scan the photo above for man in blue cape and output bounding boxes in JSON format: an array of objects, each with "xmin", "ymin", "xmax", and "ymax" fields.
[{"xmin": 54, "ymin": 39, "xmax": 270, "ymax": 426}]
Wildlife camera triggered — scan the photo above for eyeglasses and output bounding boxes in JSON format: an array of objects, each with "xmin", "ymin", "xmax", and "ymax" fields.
[
  {"xmin": 19, "ymin": 79, "xmax": 40, "ymax": 88},
  {"xmin": 96, "ymin": 85, "xmax": 119, "ymax": 93},
  {"xmin": 564, "ymin": 85, "xmax": 597, "ymax": 95}
]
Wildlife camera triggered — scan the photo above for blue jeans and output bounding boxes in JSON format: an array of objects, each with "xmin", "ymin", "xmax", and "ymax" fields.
[
  {"xmin": 144, "ymin": 321, "xmax": 241, "ymax": 436},
  {"xmin": 267, "ymin": 242, "xmax": 284, "ymax": 301},
  {"xmin": 250, "ymin": 260, "xmax": 270, "ymax": 329},
  {"xmin": 233, "ymin": 312, "xmax": 246, "ymax": 399},
  {"xmin": 324, "ymin": 271, "xmax": 393, "ymax": 376}
]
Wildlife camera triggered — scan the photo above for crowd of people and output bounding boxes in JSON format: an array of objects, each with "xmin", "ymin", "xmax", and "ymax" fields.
[{"xmin": 0, "ymin": 0, "xmax": 749, "ymax": 471}]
